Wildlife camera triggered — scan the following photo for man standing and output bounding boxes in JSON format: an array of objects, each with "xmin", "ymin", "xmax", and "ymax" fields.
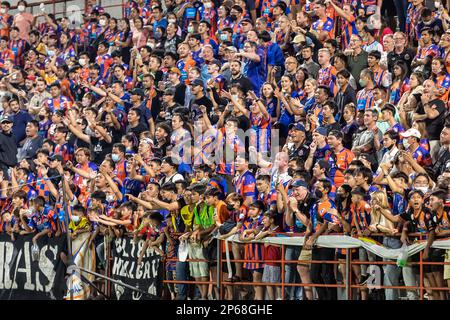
[
  {"xmin": 356, "ymin": 69, "xmax": 376, "ymax": 111},
  {"xmin": 18, "ymin": 121, "xmax": 43, "ymax": 162},
  {"xmin": 317, "ymin": 48, "xmax": 337, "ymax": 96},
  {"xmin": 8, "ymin": 96, "xmax": 32, "ymax": 146},
  {"xmin": 346, "ymin": 34, "xmax": 368, "ymax": 86},
  {"xmin": 387, "ymin": 32, "xmax": 415, "ymax": 75},
  {"xmin": 237, "ymin": 40, "xmax": 267, "ymax": 93},
  {"xmin": 0, "ymin": 115, "xmax": 17, "ymax": 178},
  {"xmin": 229, "ymin": 60, "xmax": 253, "ymax": 95},
  {"xmin": 326, "ymin": 130, "xmax": 354, "ymax": 187}
]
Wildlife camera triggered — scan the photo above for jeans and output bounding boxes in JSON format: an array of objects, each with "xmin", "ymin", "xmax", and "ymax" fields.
[
  {"xmin": 284, "ymin": 246, "xmax": 301, "ymax": 300},
  {"xmin": 175, "ymin": 261, "xmax": 189, "ymax": 299},
  {"xmin": 311, "ymin": 247, "xmax": 337, "ymax": 300},
  {"xmin": 393, "ymin": 0, "xmax": 408, "ymax": 32},
  {"xmin": 402, "ymin": 264, "xmax": 419, "ymax": 300},
  {"xmin": 383, "ymin": 237, "xmax": 402, "ymax": 300}
]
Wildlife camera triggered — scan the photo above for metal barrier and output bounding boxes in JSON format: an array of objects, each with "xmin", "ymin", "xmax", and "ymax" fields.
[{"xmin": 155, "ymin": 233, "xmax": 450, "ymax": 301}]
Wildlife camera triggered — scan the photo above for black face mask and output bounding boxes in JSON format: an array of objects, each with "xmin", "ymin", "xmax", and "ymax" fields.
[
  {"xmin": 210, "ymin": 115, "xmax": 219, "ymax": 125},
  {"xmin": 315, "ymin": 190, "xmax": 323, "ymax": 199},
  {"xmin": 38, "ymin": 114, "xmax": 46, "ymax": 121},
  {"xmin": 230, "ymin": 14, "xmax": 237, "ymax": 22},
  {"xmin": 227, "ymin": 204, "xmax": 235, "ymax": 211},
  {"xmin": 287, "ymin": 168, "xmax": 294, "ymax": 176}
]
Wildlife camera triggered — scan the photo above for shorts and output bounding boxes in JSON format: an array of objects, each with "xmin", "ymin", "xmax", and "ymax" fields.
[
  {"xmin": 250, "ymin": 268, "xmax": 264, "ymax": 274},
  {"xmin": 188, "ymin": 242, "xmax": 209, "ymax": 278},
  {"xmin": 444, "ymin": 249, "xmax": 450, "ymax": 280},
  {"xmin": 298, "ymin": 248, "xmax": 312, "ymax": 266},
  {"xmin": 262, "ymin": 265, "xmax": 281, "ymax": 283}
]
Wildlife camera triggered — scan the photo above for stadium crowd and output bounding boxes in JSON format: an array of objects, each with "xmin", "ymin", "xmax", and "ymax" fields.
[{"xmin": 0, "ymin": 0, "xmax": 450, "ymax": 300}]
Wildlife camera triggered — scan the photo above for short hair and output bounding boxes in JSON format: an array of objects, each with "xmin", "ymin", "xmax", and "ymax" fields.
[
  {"xmin": 354, "ymin": 166, "xmax": 373, "ymax": 184},
  {"xmin": 12, "ymin": 190, "xmax": 28, "ymax": 202},
  {"xmin": 113, "ymin": 143, "xmax": 126, "ymax": 154},
  {"xmin": 129, "ymin": 107, "xmax": 142, "ymax": 118},
  {"xmin": 368, "ymin": 50, "xmax": 381, "ymax": 60},
  {"xmin": 384, "ymin": 130, "xmax": 399, "ymax": 142},
  {"xmin": 161, "ymin": 182, "xmax": 177, "ymax": 192},
  {"xmin": 318, "ymin": 178, "xmax": 332, "ymax": 194},
  {"xmin": 360, "ymin": 68, "xmax": 374, "ymax": 81},
  {"xmin": 317, "ymin": 85, "xmax": 332, "ymax": 98},
  {"xmin": 323, "ymin": 100, "xmax": 337, "ymax": 114},
  {"xmin": 337, "ymin": 69, "xmax": 351, "ymax": 79},
  {"xmin": 328, "ymin": 130, "xmax": 344, "ymax": 140},
  {"xmin": 204, "ymin": 187, "xmax": 222, "ymax": 198}
]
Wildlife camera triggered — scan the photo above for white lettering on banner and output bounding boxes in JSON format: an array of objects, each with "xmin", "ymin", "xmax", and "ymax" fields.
[
  {"xmin": 136, "ymin": 263, "xmax": 143, "ymax": 280},
  {"xmin": 0, "ymin": 242, "xmax": 4, "ymax": 290},
  {"xmin": 0, "ymin": 240, "xmax": 59, "ymax": 293},
  {"xmin": 16, "ymin": 242, "xmax": 34, "ymax": 291},
  {"xmin": 5, "ymin": 243, "xmax": 17, "ymax": 289},
  {"xmin": 39, "ymin": 245, "xmax": 58, "ymax": 292}
]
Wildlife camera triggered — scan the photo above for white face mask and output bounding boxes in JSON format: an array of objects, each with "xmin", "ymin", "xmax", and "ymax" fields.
[
  {"xmin": 79, "ymin": 58, "xmax": 87, "ymax": 66},
  {"xmin": 18, "ymin": 5, "xmax": 25, "ymax": 12},
  {"xmin": 204, "ymin": 2, "xmax": 212, "ymax": 8},
  {"xmin": 403, "ymin": 140, "xmax": 410, "ymax": 150},
  {"xmin": 435, "ymin": 1, "xmax": 441, "ymax": 8},
  {"xmin": 187, "ymin": 26, "xmax": 194, "ymax": 33},
  {"xmin": 1, "ymin": 8, "xmax": 6, "ymax": 14}
]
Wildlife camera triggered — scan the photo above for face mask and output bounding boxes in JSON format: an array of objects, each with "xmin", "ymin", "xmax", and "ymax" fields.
[
  {"xmin": 79, "ymin": 58, "xmax": 87, "ymax": 66},
  {"xmin": 168, "ymin": 19, "xmax": 177, "ymax": 24},
  {"xmin": 226, "ymin": 204, "xmax": 235, "ymax": 211},
  {"xmin": 187, "ymin": 26, "xmax": 194, "ymax": 33},
  {"xmin": 106, "ymin": 194, "xmax": 115, "ymax": 203},
  {"xmin": 111, "ymin": 154, "xmax": 120, "ymax": 162},
  {"xmin": 230, "ymin": 15, "xmax": 238, "ymax": 22},
  {"xmin": 359, "ymin": 79, "xmax": 366, "ymax": 87},
  {"xmin": 315, "ymin": 189, "xmax": 323, "ymax": 199},
  {"xmin": 232, "ymin": 94, "xmax": 239, "ymax": 100},
  {"xmin": 415, "ymin": 186, "xmax": 429, "ymax": 194},
  {"xmin": 204, "ymin": 2, "xmax": 212, "ymax": 8},
  {"xmin": 435, "ymin": 1, "xmax": 441, "ymax": 8},
  {"xmin": 18, "ymin": 5, "xmax": 25, "ymax": 12},
  {"xmin": 220, "ymin": 33, "xmax": 228, "ymax": 41},
  {"xmin": 99, "ymin": 19, "xmax": 107, "ymax": 27},
  {"xmin": 1, "ymin": 8, "xmax": 6, "ymax": 14},
  {"xmin": 403, "ymin": 140, "xmax": 410, "ymax": 150},
  {"xmin": 72, "ymin": 215, "xmax": 80, "ymax": 223},
  {"xmin": 47, "ymin": 50, "xmax": 55, "ymax": 57},
  {"xmin": 154, "ymin": 31, "xmax": 162, "ymax": 39},
  {"xmin": 287, "ymin": 168, "xmax": 295, "ymax": 176},
  {"xmin": 38, "ymin": 114, "xmax": 46, "ymax": 121},
  {"xmin": 210, "ymin": 115, "xmax": 219, "ymax": 124}
]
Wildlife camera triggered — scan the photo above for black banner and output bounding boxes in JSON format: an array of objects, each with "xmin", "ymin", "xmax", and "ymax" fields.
[
  {"xmin": 0, "ymin": 234, "xmax": 67, "ymax": 300},
  {"xmin": 111, "ymin": 237, "xmax": 163, "ymax": 300}
]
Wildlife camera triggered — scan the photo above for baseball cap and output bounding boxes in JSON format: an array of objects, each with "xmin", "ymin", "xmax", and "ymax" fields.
[
  {"xmin": 315, "ymin": 126, "xmax": 328, "ymax": 136},
  {"xmin": 290, "ymin": 179, "xmax": 308, "ymax": 189},
  {"xmin": 26, "ymin": 75, "xmax": 36, "ymax": 81},
  {"xmin": 293, "ymin": 34, "xmax": 306, "ymax": 44},
  {"xmin": 131, "ymin": 88, "xmax": 145, "ymax": 97},
  {"xmin": 168, "ymin": 67, "xmax": 181, "ymax": 75},
  {"xmin": 225, "ymin": 46, "xmax": 237, "ymax": 53},
  {"xmin": 400, "ymin": 128, "xmax": 421, "ymax": 139},
  {"xmin": 191, "ymin": 78, "xmax": 204, "ymax": 87},
  {"xmin": 288, "ymin": 123, "xmax": 306, "ymax": 132},
  {"xmin": 0, "ymin": 115, "xmax": 13, "ymax": 123},
  {"xmin": 49, "ymin": 154, "xmax": 64, "ymax": 162},
  {"xmin": 241, "ymin": 18, "xmax": 252, "ymax": 24}
]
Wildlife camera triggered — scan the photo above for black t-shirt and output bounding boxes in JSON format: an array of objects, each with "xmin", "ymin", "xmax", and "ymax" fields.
[
  {"xmin": 126, "ymin": 122, "xmax": 148, "ymax": 137},
  {"xmin": 293, "ymin": 195, "xmax": 315, "ymax": 233},
  {"xmin": 191, "ymin": 95, "xmax": 214, "ymax": 115},
  {"xmin": 174, "ymin": 83, "xmax": 186, "ymax": 106},
  {"xmin": 107, "ymin": 126, "xmax": 125, "ymax": 143},
  {"xmin": 425, "ymin": 99, "xmax": 446, "ymax": 140},
  {"xmin": 91, "ymin": 136, "xmax": 113, "ymax": 165},
  {"xmin": 229, "ymin": 74, "xmax": 253, "ymax": 94},
  {"xmin": 237, "ymin": 114, "xmax": 250, "ymax": 131},
  {"xmin": 325, "ymin": 122, "xmax": 341, "ymax": 134},
  {"xmin": 387, "ymin": 48, "xmax": 416, "ymax": 75}
]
